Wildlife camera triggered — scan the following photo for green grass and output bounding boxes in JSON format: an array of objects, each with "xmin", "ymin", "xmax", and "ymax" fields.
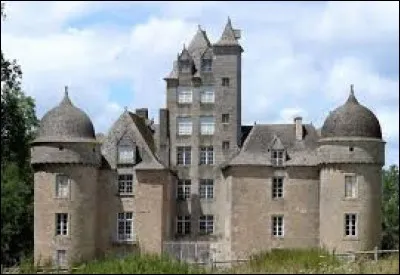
[{"xmin": 13, "ymin": 249, "xmax": 399, "ymax": 274}]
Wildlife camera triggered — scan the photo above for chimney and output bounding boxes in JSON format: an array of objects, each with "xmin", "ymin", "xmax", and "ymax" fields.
[
  {"xmin": 136, "ymin": 108, "xmax": 148, "ymax": 120},
  {"xmin": 159, "ymin": 108, "xmax": 169, "ymax": 166},
  {"xmin": 294, "ymin": 116, "xmax": 303, "ymax": 141}
]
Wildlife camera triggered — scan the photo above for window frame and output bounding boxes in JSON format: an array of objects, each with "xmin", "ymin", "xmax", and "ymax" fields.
[
  {"xmin": 272, "ymin": 215, "xmax": 284, "ymax": 237},
  {"xmin": 199, "ymin": 146, "xmax": 214, "ymax": 165},
  {"xmin": 199, "ymin": 179, "xmax": 214, "ymax": 199},
  {"xmin": 117, "ymin": 138, "xmax": 136, "ymax": 165},
  {"xmin": 222, "ymin": 77, "xmax": 230, "ymax": 87},
  {"xmin": 177, "ymin": 117, "xmax": 193, "ymax": 136},
  {"xmin": 200, "ymin": 89, "xmax": 215, "ymax": 103},
  {"xmin": 199, "ymin": 215, "xmax": 214, "ymax": 235},
  {"xmin": 177, "ymin": 179, "xmax": 191, "ymax": 200},
  {"xmin": 222, "ymin": 141, "xmax": 230, "ymax": 151},
  {"xmin": 117, "ymin": 212, "xmax": 134, "ymax": 242},
  {"xmin": 118, "ymin": 174, "xmax": 134, "ymax": 195},
  {"xmin": 272, "ymin": 177, "xmax": 284, "ymax": 199},
  {"xmin": 176, "ymin": 215, "xmax": 191, "ymax": 235},
  {"xmin": 178, "ymin": 89, "xmax": 193, "ymax": 104},
  {"xmin": 271, "ymin": 150, "xmax": 285, "ymax": 166},
  {"xmin": 56, "ymin": 250, "xmax": 67, "ymax": 267},
  {"xmin": 201, "ymin": 59, "xmax": 212, "ymax": 72},
  {"xmin": 200, "ymin": 116, "xmax": 215, "ymax": 135},
  {"xmin": 55, "ymin": 213, "xmax": 69, "ymax": 236},
  {"xmin": 344, "ymin": 213, "xmax": 358, "ymax": 237},
  {"xmin": 177, "ymin": 146, "xmax": 191, "ymax": 166},
  {"xmin": 344, "ymin": 174, "xmax": 357, "ymax": 199},
  {"xmin": 55, "ymin": 174, "xmax": 70, "ymax": 199}
]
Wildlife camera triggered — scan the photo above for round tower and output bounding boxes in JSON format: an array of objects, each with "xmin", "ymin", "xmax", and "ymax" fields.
[
  {"xmin": 31, "ymin": 87, "xmax": 101, "ymax": 266},
  {"xmin": 318, "ymin": 85, "xmax": 385, "ymax": 253}
]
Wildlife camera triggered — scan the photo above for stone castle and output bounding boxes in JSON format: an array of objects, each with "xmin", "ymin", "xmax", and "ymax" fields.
[{"xmin": 31, "ymin": 18, "xmax": 385, "ymax": 266}]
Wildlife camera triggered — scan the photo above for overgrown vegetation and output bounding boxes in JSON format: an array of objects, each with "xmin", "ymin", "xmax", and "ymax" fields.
[{"xmin": 15, "ymin": 249, "xmax": 400, "ymax": 274}]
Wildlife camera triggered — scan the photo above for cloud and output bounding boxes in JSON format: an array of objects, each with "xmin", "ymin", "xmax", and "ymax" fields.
[{"xmin": 1, "ymin": 1, "xmax": 398, "ymax": 166}]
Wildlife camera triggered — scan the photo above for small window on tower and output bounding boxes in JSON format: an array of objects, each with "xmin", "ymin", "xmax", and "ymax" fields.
[
  {"xmin": 222, "ymin": 77, "xmax": 230, "ymax": 87},
  {"xmin": 222, "ymin": 114, "xmax": 229, "ymax": 124},
  {"xmin": 222, "ymin": 141, "xmax": 230, "ymax": 150},
  {"xmin": 202, "ymin": 59, "xmax": 212, "ymax": 72}
]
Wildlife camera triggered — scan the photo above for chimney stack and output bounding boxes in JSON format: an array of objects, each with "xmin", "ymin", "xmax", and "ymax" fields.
[
  {"xmin": 136, "ymin": 108, "xmax": 148, "ymax": 120},
  {"xmin": 294, "ymin": 116, "xmax": 303, "ymax": 141}
]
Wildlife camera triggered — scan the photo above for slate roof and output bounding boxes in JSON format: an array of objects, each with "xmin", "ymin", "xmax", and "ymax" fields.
[
  {"xmin": 226, "ymin": 123, "xmax": 320, "ymax": 167},
  {"xmin": 188, "ymin": 25, "xmax": 211, "ymax": 56},
  {"xmin": 321, "ymin": 86, "xmax": 382, "ymax": 139},
  {"xmin": 128, "ymin": 112, "xmax": 156, "ymax": 153},
  {"xmin": 33, "ymin": 87, "xmax": 97, "ymax": 144},
  {"xmin": 214, "ymin": 17, "xmax": 240, "ymax": 46}
]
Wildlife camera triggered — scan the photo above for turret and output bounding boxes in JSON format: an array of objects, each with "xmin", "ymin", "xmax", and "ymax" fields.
[
  {"xmin": 318, "ymin": 85, "xmax": 385, "ymax": 253},
  {"xmin": 31, "ymin": 87, "xmax": 101, "ymax": 266}
]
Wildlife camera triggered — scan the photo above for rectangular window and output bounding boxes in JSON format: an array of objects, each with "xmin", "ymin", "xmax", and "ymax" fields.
[
  {"xmin": 118, "ymin": 174, "xmax": 134, "ymax": 194},
  {"xmin": 177, "ymin": 180, "xmax": 191, "ymax": 200},
  {"xmin": 56, "ymin": 250, "xmax": 67, "ymax": 267},
  {"xmin": 272, "ymin": 177, "xmax": 284, "ymax": 198},
  {"xmin": 199, "ymin": 146, "xmax": 214, "ymax": 165},
  {"xmin": 177, "ymin": 146, "xmax": 191, "ymax": 165},
  {"xmin": 117, "ymin": 212, "xmax": 134, "ymax": 242},
  {"xmin": 200, "ymin": 90, "xmax": 215, "ymax": 103},
  {"xmin": 199, "ymin": 215, "xmax": 214, "ymax": 234},
  {"xmin": 272, "ymin": 215, "xmax": 284, "ymax": 237},
  {"xmin": 345, "ymin": 213, "xmax": 357, "ymax": 237},
  {"xmin": 271, "ymin": 150, "xmax": 284, "ymax": 166},
  {"xmin": 200, "ymin": 116, "xmax": 215, "ymax": 135},
  {"xmin": 55, "ymin": 174, "xmax": 69, "ymax": 199},
  {"xmin": 118, "ymin": 144, "xmax": 135, "ymax": 164},
  {"xmin": 177, "ymin": 117, "xmax": 192, "ymax": 135},
  {"xmin": 222, "ymin": 77, "xmax": 230, "ymax": 87},
  {"xmin": 222, "ymin": 114, "xmax": 229, "ymax": 123},
  {"xmin": 56, "ymin": 213, "xmax": 68, "ymax": 236},
  {"xmin": 201, "ymin": 59, "xmax": 212, "ymax": 72},
  {"xmin": 222, "ymin": 141, "xmax": 230, "ymax": 150},
  {"xmin": 345, "ymin": 175, "xmax": 357, "ymax": 198},
  {"xmin": 178, "ymin": 90, "xmax": 192, "ymax": 104},
  {"xmin": 177, "ymin": 216, "xmax": 191, "ymax": 235},
  {"xmin": 199, "ymin": 179, "xmax": 214, "ymax": 199}
]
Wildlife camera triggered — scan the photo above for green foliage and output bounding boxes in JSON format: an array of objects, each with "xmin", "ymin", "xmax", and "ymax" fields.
[
  {"xmin": 381, "ymin": 165, "xmax": 399, "ymax": 249},
  {"xmin": 1, "ymin": 3, "xmax": 38, "ymax": 266}
]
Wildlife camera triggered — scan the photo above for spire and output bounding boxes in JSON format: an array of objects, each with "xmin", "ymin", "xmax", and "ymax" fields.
[
  {"xmin": 215, "ymin": 16, "xmax": 240, "ymax": 46},
  {"xmin": 187, "ymin": 24, "xmax": 211, "ymax": 54},
  {"xmin": 346, "ymin": 84, "xmax": 359, "ymax": 105},
  {"xmin": 61, "ymin": 85, "xmax": 72, "ymax": 106}
]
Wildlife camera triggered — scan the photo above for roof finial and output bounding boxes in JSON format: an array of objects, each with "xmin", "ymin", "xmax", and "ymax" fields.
[
  {"xmin": 124, "ymin": 106, "xmax": 128, "ymax": 112},
  {"xmin": 64, "ymin": 85, "xmax": 68, "ymax": 96},
  {"xmin": 350, "ymin": 84, "xmax": 354, "ymax": 96},
  {"xmin": 198, "ymin": 24, "xmax": 202, "ymax": 31},
  {"xmin": 183, "ymin": 43, "xmax": 186, "ymax": 50}
]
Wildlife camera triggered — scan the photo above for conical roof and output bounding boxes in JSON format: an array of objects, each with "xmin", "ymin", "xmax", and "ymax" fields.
[
  {"xmin": 215, "ymin": 17, "xmax": 240, "ymax": 46},
  {"xmin": 321, "ymin": 85, "xmax": 382, "ymax": 139},
  {"xmin": 33, "ymin": 86, "xmax": 96, "ymax": 143}
]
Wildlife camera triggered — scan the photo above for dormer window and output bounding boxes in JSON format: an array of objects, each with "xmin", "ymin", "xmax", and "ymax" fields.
[
  {"xmin": 179, "ymin": 60, "xmax": 191, "ymax": 73},
  {"xmin": 118, "ymin": 137, "xmax": 136, "ymax": 164},
  {"xmin": 201, "ymin": 59, "xmax": 212, "ymax": 72},
  {"xmin": 271, "ymin": 150, "xmax": 284, "ymax": 166}
]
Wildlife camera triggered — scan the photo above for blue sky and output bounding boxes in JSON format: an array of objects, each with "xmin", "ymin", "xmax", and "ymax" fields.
[{"xmin": 1, "ymin": 1, "xmax": 399, "ymax": 167}]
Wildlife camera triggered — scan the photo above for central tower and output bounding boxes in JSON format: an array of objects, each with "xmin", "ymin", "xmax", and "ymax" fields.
[{"xmin": 163, "ymin": 18, "xmax": 243, "ymax": 245}]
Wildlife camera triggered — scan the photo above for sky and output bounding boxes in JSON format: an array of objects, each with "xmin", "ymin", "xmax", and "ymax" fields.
[{"xmin": 1, "ymin": 1, "xmax": 399, "ymax": 167}]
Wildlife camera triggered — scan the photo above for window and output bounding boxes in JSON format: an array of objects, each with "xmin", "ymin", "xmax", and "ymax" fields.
[
  {"xmin": 118, "ymin": 144, "xmax": 135, "ymax": 164},
  {"xmin": 200, "ymin": 90, "xmax": 215, "ymax": 103},
  {"xmin": 222, "ymin": 114, "xmax": 229, "ymax": 123},
  {"xmin": 180, "ymin": 60, "xmax": 191, "ymax": 72},
  {"xmin": 56, "ymin": 213, "xmax": 68, "ymax": 236},
  {"xmin": 56, "ymin": 250, "xmax": 67, "ymax": 267},
  {"xmin": 177, "ymin": 216, "xmax": 191, "ymax": 235},
  {"xmin": 222, "ymin": 77, "xmax": 230, "ymax": 87},
  {"xmin": 222, "ymin": 141, "xmax": 230, "ymax": 150},
  {"xmin": 178, "ymin": 90, "xmax": 192, "ymax": 103},
  {"xmin": 272, "ymin": 177, "xmax": 284, "ymax": 199},
  {"xmin": 199, "ymin": 179, "xmax": 214, "ymax": 199},
  {"xmin": 118, "ymin": 174, "xmax": 134, "ymax": 195},
  {"xmin": 55, "ymin": 174, "xmax": 69, "ymax": 199},
  {"xmin": 345, "ymin": 175, "xmax": 357, "ymax": 198},
  {"xmin": 177, "ymin": 180, "xmax": 191, "ymax": 200},
  {"xmin": 200, "ymin": 116, "xmax": 215, "ymax": 135},
  {"xmin": 200, "ymin": 146, "xmax": 214, "ymax": 165},
  {"xmin": 201, "ymin": 59, "xmax": 212, "ymax": 72},
  {"xmin": 345, "ymin": 214, "xmax": 357, "ymax": 237},
  {"xmin": 271, "ymin": 150, "xmax": 284, "ymax": 166},
  {"xmin": 272, "ymin": 215, "xmax": 284, "ymax": 237},
  {"xmin": 199, "ymin": 215, "xmax": 214, "ymax": 234},
  {"xmin": 177, "ymin": 146, "xmax": 191, "ymax": 165},
  {"xmin": 117, "ymin": 212, "xmax": 134, "ymax": 242},
  {"xmin": 177, "ymin": 117, "xmax": 192, "ymax": 135}
]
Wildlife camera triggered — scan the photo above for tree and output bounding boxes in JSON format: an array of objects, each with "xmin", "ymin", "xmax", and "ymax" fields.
[
  {"xmin": 1, "ymin": 3, "xmax": 38, "ymax": 266},
  {"xmin": 381, "ymin": 164, "xmax": 399, "ymax": 249}
]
